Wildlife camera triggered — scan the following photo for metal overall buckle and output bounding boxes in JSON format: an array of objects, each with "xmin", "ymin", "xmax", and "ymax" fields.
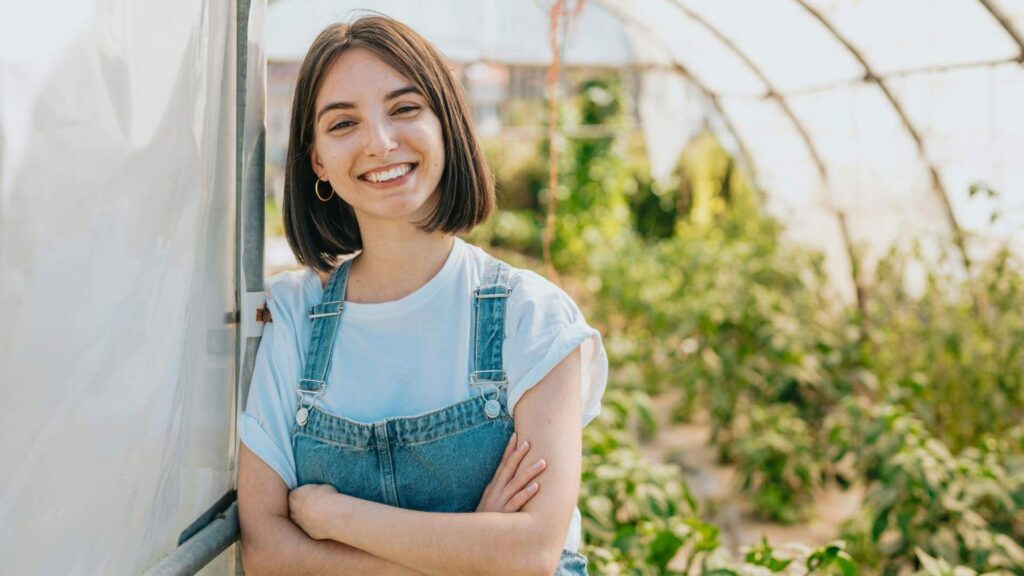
[
  {"xmin": 295, "ymin": 379, "xmax": 326, "ymax": 426},
  {"xmin": 471, "ymin": 370, "xmax": 507, "ymax": 419}
]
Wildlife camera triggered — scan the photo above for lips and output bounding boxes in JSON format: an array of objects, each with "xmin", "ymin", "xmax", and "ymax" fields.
[{"xmin": 358, "ymin": 162, "xmax": 417, "ymax": 183}]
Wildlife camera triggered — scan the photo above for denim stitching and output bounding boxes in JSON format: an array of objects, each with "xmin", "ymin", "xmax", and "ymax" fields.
[
  {"xmin": 302, "ymin": 396, "xmax": 511, "ymax": 445},
  {"xmin": 398, "ymin": 418, "xmax": 513, "ymax": 447},
  {"xmin": 292, "ymin": 431, "xmax": 375, "ymax": 452}
]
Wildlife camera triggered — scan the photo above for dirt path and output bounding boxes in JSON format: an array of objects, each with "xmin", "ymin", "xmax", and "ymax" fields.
[{"xmin": 640, "ymin": 388, "xmax": 864, "ymax": 559}]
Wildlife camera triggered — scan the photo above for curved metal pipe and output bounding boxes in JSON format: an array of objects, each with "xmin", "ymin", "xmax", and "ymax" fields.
[
  {"xmin": 793, "ymin": 0, "xmax": 973, "ymax": 275},
  {"xmin": 978, "ymin": 0, "xmax": 1024, "ymax": 62},
  {"xmin": 593, "ymin": 1, "xmax": 760, "ymax": 190},
  {"xmin": 661, "ymin": 0, "xmax": 862, "ymax": 307}
]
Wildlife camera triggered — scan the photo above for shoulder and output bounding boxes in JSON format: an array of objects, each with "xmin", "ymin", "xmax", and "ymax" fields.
[
  {"xmin": 507, "ymin": 268, "xmax": 584, "ymax": 333},
  {"xmin": 460, "ymin": 240, "xmax": 583, "ymax": 330},
  {"xmin": 508, "ymin": 267, "xmax": 567, "ymax": 300},
  {"xmin": 264, "ymin": 268, "xmax": 322, "ymax": 326},
  {"xmin": 461, "ymin": 241, "xmax": 561, "ymax": 296},
  {"xmin": 266, "ymin": 267, "xmax": 320, "ymax": 300}
]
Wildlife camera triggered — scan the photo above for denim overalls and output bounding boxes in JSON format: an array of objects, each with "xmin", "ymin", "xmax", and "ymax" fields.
[{"xmin": 291, "ymin": 254, "xmax": 589, "ymax": 575}]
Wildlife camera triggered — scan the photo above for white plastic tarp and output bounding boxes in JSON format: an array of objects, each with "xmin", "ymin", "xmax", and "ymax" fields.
[
  {"xmin": 265, "ymin": 0, "xmax": 1024, "ymax": 301},
  {"xmin": 0, "ymin": 0, "xmax": 264, "ymax": 573},
  {"xmin": 607, "ymin": 0, "xmax": 1024, "ymax": 299}
]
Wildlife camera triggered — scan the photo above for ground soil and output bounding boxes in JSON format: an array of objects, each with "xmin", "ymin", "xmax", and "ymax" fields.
[{"xmin": 640, "ymin": 387, "xmax": 865, "ymax": 562}]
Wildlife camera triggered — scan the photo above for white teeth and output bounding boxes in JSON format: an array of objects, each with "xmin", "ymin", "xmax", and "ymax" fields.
[{"xmin": 365, "ymin": 164, "xmax": 412, "ymax": 183}]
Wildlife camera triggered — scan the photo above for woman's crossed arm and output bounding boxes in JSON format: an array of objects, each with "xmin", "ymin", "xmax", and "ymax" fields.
[
  {"xmin": 238, "ymin": 440, "xmax": 425, "ymax": 576},
  {"xmin": 238, "ymin": 346, "xmax": 583, "ymax": 576},
  {"xmin": 286, "ymin": 346, "xmax": 584, "ymax": 576}
]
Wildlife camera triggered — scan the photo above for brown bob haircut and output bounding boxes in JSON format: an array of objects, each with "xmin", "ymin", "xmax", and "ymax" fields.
[{"xmin": 282, "ymin": 15, "xmax": 495, "ymax": 272}]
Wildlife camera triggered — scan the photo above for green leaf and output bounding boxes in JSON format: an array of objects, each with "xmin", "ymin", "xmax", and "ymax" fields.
[{"xmin": 647, "ymin": 529, "xmax": 684, "ymax": 569}]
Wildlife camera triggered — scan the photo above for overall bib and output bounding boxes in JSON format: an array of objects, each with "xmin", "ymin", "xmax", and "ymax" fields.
[{"xmin": 291, "ymin": 254, "xmax": 589, "ymax": 575}]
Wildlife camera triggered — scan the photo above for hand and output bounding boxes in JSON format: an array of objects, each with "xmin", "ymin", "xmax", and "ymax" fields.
[
  {"xmin": 476, "ymin": 432, "xmax": 547, "ymax": 513},
  {"xmin": 289, "ymin": 483, "xmax": 340, "ymax": 541}
]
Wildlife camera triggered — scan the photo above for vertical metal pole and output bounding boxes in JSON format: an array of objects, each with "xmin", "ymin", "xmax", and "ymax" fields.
[
  {"xmin": 233, "ymin": 0, "xmax": 266, "ymax": 448},
  {"xmin": 232, "ymin": 0, "xmax": 267, "ymax": 571}
]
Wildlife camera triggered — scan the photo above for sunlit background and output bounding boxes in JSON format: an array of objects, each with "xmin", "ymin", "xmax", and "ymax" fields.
[{"xmin": 258, "ymin": 2, "xmax": 1024, "ymax": 574}]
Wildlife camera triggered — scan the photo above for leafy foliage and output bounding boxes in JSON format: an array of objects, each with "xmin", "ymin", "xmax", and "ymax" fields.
[
  {"xmin": 829, "ymin": 403, "xmax": 1024, "ymax": 574},
  {"xmin": 732, "ymin": 405, "xmax": 824, "ymax": 523},
  {"xmin": 478, "ymin": 71, "xmax": 1024, "ymax": 574},
  {"xmin": 581, "ymin": 390, "xmax": 861, "ymax": 576},
  {"xmin": 862, "ymin": 244, "xmax": 1024, "ymax": 452}
]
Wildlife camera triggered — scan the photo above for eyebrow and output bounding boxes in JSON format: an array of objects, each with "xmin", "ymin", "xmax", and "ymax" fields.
[{"xmin": 316, "ymin": 86, "xmax": 422, "ymax": 123}]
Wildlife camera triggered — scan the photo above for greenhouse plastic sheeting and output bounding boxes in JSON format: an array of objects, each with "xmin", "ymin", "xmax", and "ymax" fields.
[
  {"xmin": 0, "ymin": 0, "xmax": 262, "ymax": 573},
  {"xmin": 607, "ymin": 0, "xmax": 1024, "ymax": 300},
  {"xmin": 269, "ymin": 0, "xmax": 1023, "ymax": 301},
  {"xmin": 266, "ymin": 0, "xmax": 637, "ymax": 65}
]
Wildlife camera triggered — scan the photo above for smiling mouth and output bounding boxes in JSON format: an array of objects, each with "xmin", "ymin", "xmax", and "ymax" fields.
[{"xmin": 359, "ymin": 163, "xmax": 417, "ymax": 183}]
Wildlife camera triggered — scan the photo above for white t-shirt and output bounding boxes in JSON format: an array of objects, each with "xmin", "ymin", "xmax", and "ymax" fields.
[{"xmin": 240, "ymin": 236, "xmax": 608, "ymax": 551}]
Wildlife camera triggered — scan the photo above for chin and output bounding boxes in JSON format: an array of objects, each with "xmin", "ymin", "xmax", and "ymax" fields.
[{"xmin": 368, "ymin": 200, "xmax": 435, "ymax": 223}]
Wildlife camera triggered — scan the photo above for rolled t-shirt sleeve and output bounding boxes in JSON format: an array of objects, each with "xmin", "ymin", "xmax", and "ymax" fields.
[
  {"xmin": 239, "ymin": 297, "xmax": 300, "ymax": 489},
  {"xmin": 503, "ymin": 270, "xmax": 608, "ymax": 427}
]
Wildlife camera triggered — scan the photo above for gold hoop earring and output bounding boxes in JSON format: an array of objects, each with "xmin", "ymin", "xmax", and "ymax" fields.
[{"xmin": 314, "ymin": 179, "xmax": 334, "ymax": 202}]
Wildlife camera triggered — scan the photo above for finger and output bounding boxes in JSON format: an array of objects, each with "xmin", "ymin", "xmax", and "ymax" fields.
[
  {"xmin": 493, "ymin": 433, "xmax": 517, "ymax": 476},
  {"xmin": 503, "ymin": 457, "xmax": 546, "ymax": 500},
  {"xmin": 502, "ymin": 482, "xmax": 539, "ymax": 512},
  {"xmin": 475, "ymin": 487, "xmax": 490, "ymax": 512},
  {"xmin": 500, "ymin": 432, "xmax": 518, "ymax": 463},
  {"xmin": 497, "ymin": 440, "xmax": 531, "ymax": 487},
  {"xmin": 478, "ymin": 438, "xmax": 510, "ymax": 512},
  {"xmin": 485, "ymin": 436, "xmax": 515, "ymax": 497}
]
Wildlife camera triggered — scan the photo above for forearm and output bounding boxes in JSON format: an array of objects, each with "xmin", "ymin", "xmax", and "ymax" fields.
[
  {"xmin": 324, "ymin": 495, "xmax": 558, "ymax": 576},
  {"xmin": 243, "ymin": 513, "xmax": 426, "ymax": 576}
]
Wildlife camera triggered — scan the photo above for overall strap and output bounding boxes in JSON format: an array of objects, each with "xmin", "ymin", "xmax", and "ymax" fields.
[
  {"xmin": 471, "ymin": 256, "xmax": 512, "ymax": 418},
  {"xmin": 295, "ymin": 257, "xmax": 353, "ymax": 426}
]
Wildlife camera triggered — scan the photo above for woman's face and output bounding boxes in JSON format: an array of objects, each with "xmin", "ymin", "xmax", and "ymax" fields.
[{"xmin": 310, "ymin": 47, "xmax": 446, "ymax": 228}]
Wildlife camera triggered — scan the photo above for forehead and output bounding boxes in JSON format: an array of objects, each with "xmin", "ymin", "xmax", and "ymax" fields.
[{"xmin": 316, "ymin": 47, "xmax": 414, "ymax": 105}]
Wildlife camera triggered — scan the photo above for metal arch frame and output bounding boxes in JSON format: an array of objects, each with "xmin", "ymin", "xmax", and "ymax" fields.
[
  {"xmin": 791, "ymin": 0, "xmax": 973, "ymax": 274},
  {"xmin": 664, "ymin": 0, "xmax": 829, "ymax": 181},
  {"xmin": 736, "ymin": 55, "xmax": 1023, "ymax": 99},
  {"xmin": 978, "ymin": 0, "xmax": 1024, "ymax": 62},
  {"xmin": 593, "ymin": 2, "xmax": 760, "ymax": 196},
  {"xmin": 659, "ymin": 0, "xmax": 864, "ymax": 307}
]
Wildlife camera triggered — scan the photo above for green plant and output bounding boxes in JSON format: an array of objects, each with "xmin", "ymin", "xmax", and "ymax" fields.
[
  {"xmin": 582, "ymin": 390, "xmax": 865, "ymax": 576},
  {"xmin": 863, "ymin": 243, "xmax": 1024, "ymax": 453},
  {"xmin": 732, "ymin": 404, "xmax": 824, "ymax": 523},
  {"xmin": 463, "ymin": 208, "xmax": 541, "ymax": 254},
  {"xmin": 832, "ymin": 402, "xmax": 1024, "ymax": 574},
  {"xmin": 476, "ymin": 67, "xmax": 1024, "ymax": 575}
]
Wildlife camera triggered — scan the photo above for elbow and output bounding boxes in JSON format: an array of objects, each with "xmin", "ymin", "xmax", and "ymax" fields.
[
  {"xmin": 513, "ymin": 531, "xmax": 563, "ymax": 576},
  {"xmin": 239, "ymin": 543, "xmax": 262, "ymax": 576},
  {"xmin": 527, "ymin": 546, "xmax": 563, "ymax": 576},
  {"xmin": 513, "ymin": 512, "xmax": 571, "ymax": 576},
  {"xmin": 240, "ymin": 536, "xmax": 275, "ymax": 576},
  {"xmin": 493, "ymin": 532, "xmax": 561, "ymax": 576}
]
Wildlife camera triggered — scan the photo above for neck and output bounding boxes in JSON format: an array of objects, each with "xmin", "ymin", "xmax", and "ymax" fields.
[{"xmin": 345, "ymin": 222, "xmax": 456, "ymax": 304}]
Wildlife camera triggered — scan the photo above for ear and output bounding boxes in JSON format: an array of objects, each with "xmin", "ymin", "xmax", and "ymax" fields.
[{"xmin": 310, "ymin": 146, "xmax": 325, "ymax": 181}]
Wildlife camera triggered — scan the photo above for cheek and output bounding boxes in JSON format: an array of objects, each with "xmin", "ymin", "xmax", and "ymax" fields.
[
  {"xmin": 426, "ymin": 128, "xmax": 446, "ymax": 172},
  {"xmin": 316, "ymin": 140, "xmax": 356, "ymax": 173},
  {"xmin": 414, "ymin": 116, "xmax": 446, "ymax": 169}
]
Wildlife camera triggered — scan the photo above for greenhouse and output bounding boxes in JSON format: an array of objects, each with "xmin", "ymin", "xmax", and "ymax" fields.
[{"xmin": 1, "ymin": 0, "xmax": 1022, "ymax": 575}]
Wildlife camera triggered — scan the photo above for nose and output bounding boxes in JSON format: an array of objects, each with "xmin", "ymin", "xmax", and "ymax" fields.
[{"xmin": 363, "ymin": 118, "xmax": 399, "ymax": 158}]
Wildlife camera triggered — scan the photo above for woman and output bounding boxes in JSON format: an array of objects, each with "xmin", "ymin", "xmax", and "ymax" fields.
[{"xmin": 238, "ymin": 15, "xmax": 607, "ymax": 576}]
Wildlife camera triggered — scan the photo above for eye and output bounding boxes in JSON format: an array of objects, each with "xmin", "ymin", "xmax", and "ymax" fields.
[
  {"xmin": 329, "ymin": 120, "xmax": 355, "ymax": 131},
  {"xmin": 394, "ymin": 105, "xmax": 420, "ymax": 115}
]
